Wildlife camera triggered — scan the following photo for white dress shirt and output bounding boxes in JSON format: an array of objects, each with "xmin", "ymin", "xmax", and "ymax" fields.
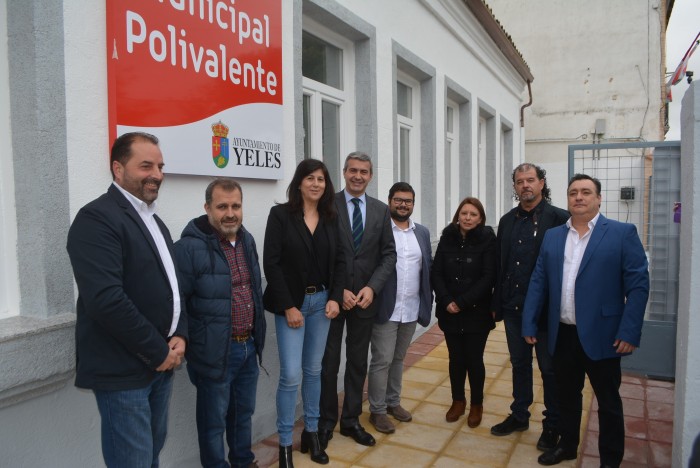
[
  {"xmin": 113, "ymin": 182, "xmax": 181, "ymax": 337},
  {"xmin": 389, "ymin": 218, "xmax": 422, "ymax": 323},
  {"xmin": 559, "ymin": 213, "xmax": 600, "ymax": 325}
]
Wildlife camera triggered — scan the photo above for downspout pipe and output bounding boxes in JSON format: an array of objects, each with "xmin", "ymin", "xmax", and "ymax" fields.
[{"xmin": 520, "ymin": 80, "xmax": 532, "ymax": 127}]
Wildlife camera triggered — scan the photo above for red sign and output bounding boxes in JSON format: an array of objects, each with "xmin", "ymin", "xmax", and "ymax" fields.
[{"xmin": 107, "ymin": 0, "xmax": 283, "ymax": 178}]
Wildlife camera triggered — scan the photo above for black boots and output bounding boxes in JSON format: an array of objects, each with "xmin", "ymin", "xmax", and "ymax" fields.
[
  {"xmin": 300, "ymin": 430, "xmax": 330, "ymax": 464},
  {"xmin": 278, "ymin": 445, "xmax": 294, "ymax": 468}
]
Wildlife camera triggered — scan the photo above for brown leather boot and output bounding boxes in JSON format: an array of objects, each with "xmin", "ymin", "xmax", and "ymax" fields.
[
  {"xmin": 467, "ymin": 404, "xmax": 483, "ymax": 428},
  {"xmin": 445, "ymin": 400, "xmax": 466, "ymax": 422}
]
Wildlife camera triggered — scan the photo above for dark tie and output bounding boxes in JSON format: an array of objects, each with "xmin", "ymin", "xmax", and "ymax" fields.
[{"xmin": 351, "ymin": 198, "xmax": 363, "ymax": 251}]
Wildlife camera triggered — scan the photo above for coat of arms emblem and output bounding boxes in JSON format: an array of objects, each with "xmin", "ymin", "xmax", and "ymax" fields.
[{"xmin": 211, "ymin": 121, "xmax": 229, "ymax": 168}]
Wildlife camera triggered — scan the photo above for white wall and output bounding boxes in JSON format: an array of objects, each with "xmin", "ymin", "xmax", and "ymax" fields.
[
  {"xmin": 487, "ymin": 0, "xmax": 665, "ymax": 207},
  {"xmin": 675, "ymin": 80, "xmax": 700, "ymax": 468}
]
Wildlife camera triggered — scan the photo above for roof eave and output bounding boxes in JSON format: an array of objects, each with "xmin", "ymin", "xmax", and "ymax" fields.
[{"xmin": 462, "ymin": 0, "xmax": 534, "ymax": 83}]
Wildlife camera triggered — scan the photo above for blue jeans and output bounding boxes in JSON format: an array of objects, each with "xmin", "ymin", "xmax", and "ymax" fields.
[
  {"xmin": 188, "ymin": 338, "xmax": 259, "ymax": 468},
  {"xmin": 93, "ymin": 371, "xmax": 173, "ymax": 468},
  {"xmin": 275, "ymin": 290, "xmax": 331, "ymax": 447},
  {"xmin": 503, "ymin": 311, "xmax": 559, "ymax": 429}
]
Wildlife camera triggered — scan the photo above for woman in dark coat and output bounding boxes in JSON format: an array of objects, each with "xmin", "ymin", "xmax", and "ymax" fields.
[
  {"xmin": 431, "ymin": 197, "xmax": 497, "ymax": 428},
  {"xmin": 263, "ymin": 159, "xmax": 345, "ymax": 467}
]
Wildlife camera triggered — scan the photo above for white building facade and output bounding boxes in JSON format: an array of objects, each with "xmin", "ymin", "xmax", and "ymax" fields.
[{"xmin": 0, "ymin": 1, "xmax": 531, "ymax": 465}]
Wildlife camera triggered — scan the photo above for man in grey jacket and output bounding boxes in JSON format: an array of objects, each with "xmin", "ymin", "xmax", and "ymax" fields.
[{"xmin": 367, "ymin": 182, "xmax": 433, "ymax": 434}]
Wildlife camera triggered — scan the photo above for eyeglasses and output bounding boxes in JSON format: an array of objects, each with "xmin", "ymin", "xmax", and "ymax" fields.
[{"xmin": 391, "ymin": 197, "xmax": 414, "ymax": 206}]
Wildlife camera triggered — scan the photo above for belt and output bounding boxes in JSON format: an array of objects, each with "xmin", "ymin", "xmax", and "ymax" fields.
[
  {"xmin": 305, "ymin": 285, "xmax": 326, "ymax": 295},
  {"xmin": 231, "ymin": 332, "xmax": 250, "ymax": 342}
]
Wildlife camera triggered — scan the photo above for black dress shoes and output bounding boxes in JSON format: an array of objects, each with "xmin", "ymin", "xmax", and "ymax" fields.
[
  {"xmin": 537, "ymin": 446, "xmax": 577, "ymax": 466},
  {"xmin": 339, "ymin": 424, "xmax": 376, "ymax": 446},
  {"xmin": 317, "ymin": 429, "xmax": 333, "ymax": 450}
]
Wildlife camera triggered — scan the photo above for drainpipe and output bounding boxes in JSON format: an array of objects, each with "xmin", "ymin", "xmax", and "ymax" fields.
[{"xmin": 520, "ymin": 80, "xmax": 532, "ymax": 128}]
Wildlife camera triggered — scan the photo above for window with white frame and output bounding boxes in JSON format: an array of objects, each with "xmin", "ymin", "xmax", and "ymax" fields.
[
  {"xmin": 445, "ymin": 101, "xmax": 458, "ymax": 224},
  {"xmin": 301, "ymin": 22, "xmax": 355, "ymax": 189},
  {"xmin": 396, "ymin": 73, "xmax": 420, "ymax": 184}
]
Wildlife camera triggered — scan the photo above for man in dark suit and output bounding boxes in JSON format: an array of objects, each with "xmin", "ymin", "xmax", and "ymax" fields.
[
  {"xmin": 67, "ymin": 132, "xmax": 187, "ymax": 468},
  {"xmin": 491, "ymin": 163, "xmax": 568, "ymax": 451},
  {"xmin": 319, "ymin": 152, "xmax": 396, "ymax": 448},
  {"xmin": 523, "ymin": 174, "xmax": 649, "ymax": 466},
  {"xmin": 367, "ymin": 182, "xmax": 432, "ymax": 434}
]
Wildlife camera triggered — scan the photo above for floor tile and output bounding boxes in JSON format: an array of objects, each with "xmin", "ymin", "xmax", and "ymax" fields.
[
  {"xmin": 516, "ymin": 420, "xmax": 544, "ymax": 447},
  {"xmin": 622, "ymin": 436, "xmax": 651, "ymax": 464},
  {"xmin": 649, "ymin": 441, "xmax": 672, "ymax": 467},
  {"xmin": 355, "ymin": 443, "xmax": 436, "ymax": 468},
  {"xmin": 443, "ymin": 432, "xmax": 513, "ymax": 466},
  {"xmin": 402, "ymin": 366, "xmax": 447, "ymax": 386},
  {"xmin": 646, "ymin": 386, "xmax": 675, "ymax": 403},
  {"xmin": 428, "ymin": 345, "xmax": 450, "ymax": 359},
  {"xmin": 380, "ymin": 421, "xmax": 454, "ymax": 453},
  {"xmin": 432, "ymin": 455, "xmax": 493, "ymax": 467},
  {"xmin": 323, "ymin": 432, "xmax": 374, "ymax": 463},
  {"xmin": 579, "ymin": 455, "xmax": 602, "ymax": 467},
  {"xmin": 252, "ymin": 441, "xmax": 280, "ymax": 468},
  {"xmin": 646, "ymin": 400, "xmax": 674, "ymax": 421},
  {"xmin": 621, "ymin": 374, "xmax": 644, "ymax": 385},
  {"xmin": 648, "ymin": 420, "xmax": 673, "ymax": 443},
  {"xmin": 410, "ymin": 355, "xmax": 449, "ymax": 371},
  {"xmin": 405, "ymin": 342, "xmax": 437, "ymax": 356},
  {"xmin": 483, "ymin": 351, "xmax": 510, "ymax": 366},
  {"xmin": 412, "ymin": 401, "xmax": 460, "ymax": 429},
  {"xmin": 415, "ymin": 332, "xmax": 445, "ymax": 346},
  {"xmin": 583, "ymin": 429, "xmax": 599, "ymax": 456},
  {"xmin": 403, "ymin": 350, "xmax": 423, "ymax": 366},
  {"xmin": 622, "ymin": 396, "xmax": 646, "ymax": 418},
  {"xmin": 423, "ymin": 384, "xmax": 452, "ymax": 405},
  {"xmin": 401, "ymin": 379, "xmax": 440, "ymax": 401},
  {"xmin": 624, "ymin": 415, "xmax": 649, "ymax": 440},
  {"xmin": 620, "ymin": 382, "xmax": 646, "ymax": 400},
  {"xmin": 488, "ymin": 379, "xmax": 515, "ymax": 399},
  {"xmin": 483, "ymin": 393, "xmax": 514, "ymax": 416}
]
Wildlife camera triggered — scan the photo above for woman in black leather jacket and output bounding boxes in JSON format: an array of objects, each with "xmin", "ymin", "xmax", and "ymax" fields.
[{"xmin": 431, "ymin": 197, "xmax": 497, "ymax": 428}]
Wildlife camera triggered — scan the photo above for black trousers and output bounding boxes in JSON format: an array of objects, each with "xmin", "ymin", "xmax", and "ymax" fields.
[
  {"xmin": 554, "ymin": 323, "xmax": 624, "ymax": 467},
  {"xmin": 443, "ymin": 331, "xmax": 489, "ymax": 405},
  {"xmin": 319, "ymin": 310, "xmax": 374, "ymax": 430}
]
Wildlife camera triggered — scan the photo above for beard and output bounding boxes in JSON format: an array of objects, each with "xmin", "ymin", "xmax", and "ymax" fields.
[
  {"xmin": 121, "ymin": 176, "xmax": 161, "ymax": 204},
  {"xmin": 390, "ymin": 208, "xmax": 411, "ymax": 222},
  {"xmin": 210, "ymin": 215, "xmax": 240, "ymax": 239},
  {"xmin": 518, "ymin": 190, "xmax": 536, "ymax": 201}
]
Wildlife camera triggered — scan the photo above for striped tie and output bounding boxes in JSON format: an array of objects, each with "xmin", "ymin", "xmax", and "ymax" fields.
[{"xmin": 351, "ymin": 198, "xmax": 363, "ymax": 251}]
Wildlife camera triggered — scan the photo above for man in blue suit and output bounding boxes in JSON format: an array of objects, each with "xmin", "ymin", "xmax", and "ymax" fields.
[{"xmin": 522, "ymin": 174, "xmax": 649, "ymax": 467}]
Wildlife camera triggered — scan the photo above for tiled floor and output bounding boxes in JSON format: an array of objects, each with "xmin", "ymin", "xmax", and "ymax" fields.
[{"xmin": 252, "ymin": 323, "xmax": 674, "ymax": 467}]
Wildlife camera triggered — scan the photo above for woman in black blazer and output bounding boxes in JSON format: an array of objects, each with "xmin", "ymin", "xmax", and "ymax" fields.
[
  {"xmin": 263, "ymin": 159, "xmax": 345, "ymax": 467},
  {"xmin": 431, "ymin": 197, "xmax": 497, "ymax": 429}
]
